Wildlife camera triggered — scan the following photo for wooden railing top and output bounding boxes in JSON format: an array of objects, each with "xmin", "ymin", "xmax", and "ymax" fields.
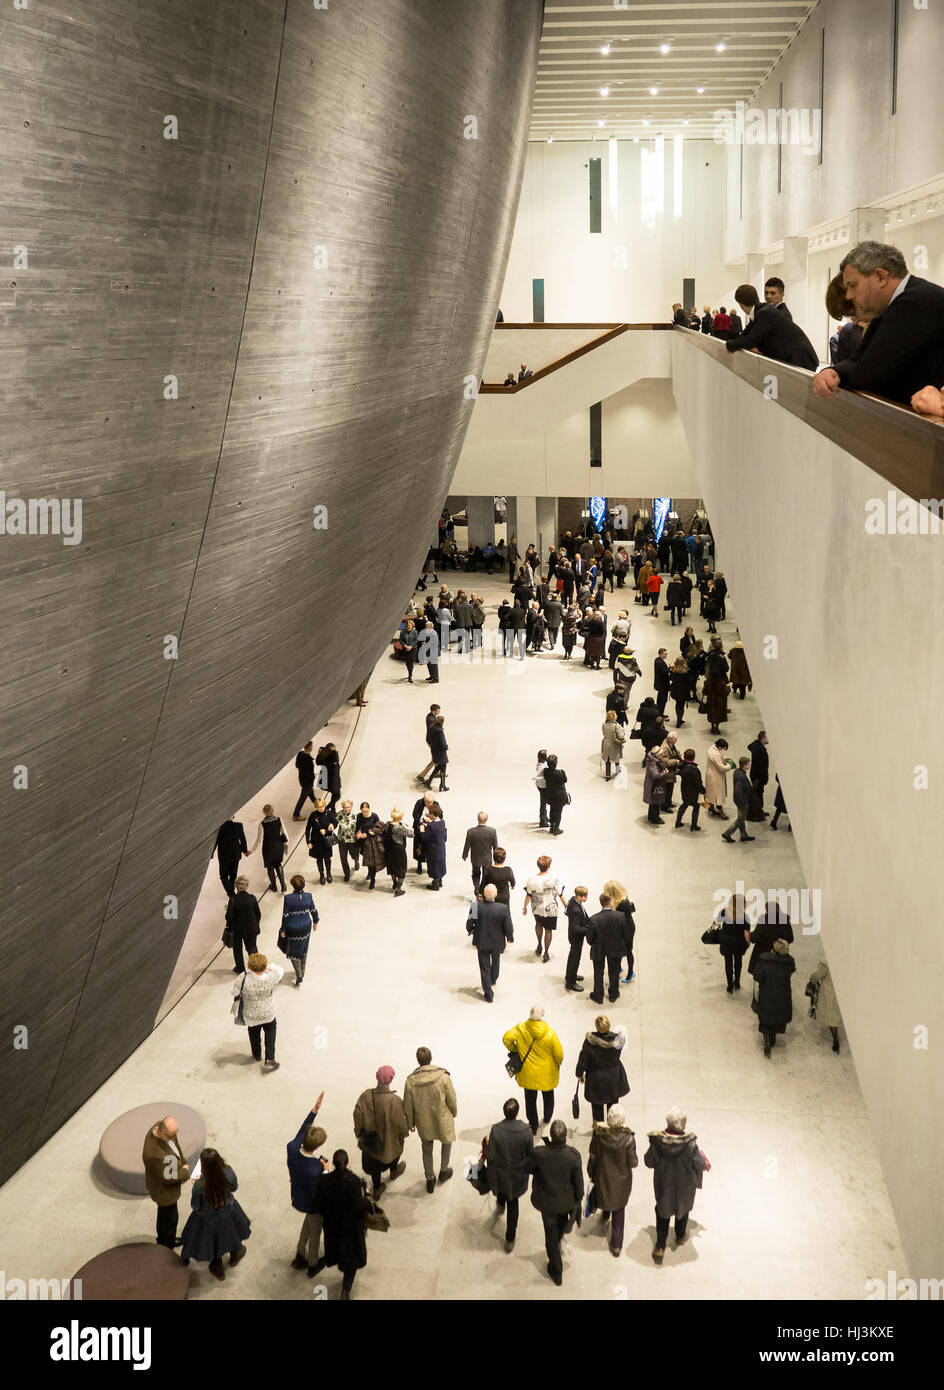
[
  {"xmin": 674, "ymin": 326, "xmax": 944, "ymax": 512},
  {"xmin": 481, "ymin": 321, "xmax": 674, "ymax": 393}
]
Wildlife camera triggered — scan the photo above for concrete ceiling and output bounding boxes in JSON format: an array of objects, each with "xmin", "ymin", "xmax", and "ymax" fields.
[{"xmin": 531, "ymin": 0, "xmax": 820, "ymax": 142}]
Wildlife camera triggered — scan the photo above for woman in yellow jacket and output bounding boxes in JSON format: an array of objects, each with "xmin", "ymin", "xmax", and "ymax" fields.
[{"xmin": 503, "ymin": 1006, "xmax": 565, "ymax": 1135}]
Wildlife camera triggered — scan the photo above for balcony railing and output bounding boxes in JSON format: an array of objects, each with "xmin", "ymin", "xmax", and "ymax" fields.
[{"xmin": 674, "ymin": 326, "xmax": 944, "ymax": 513}]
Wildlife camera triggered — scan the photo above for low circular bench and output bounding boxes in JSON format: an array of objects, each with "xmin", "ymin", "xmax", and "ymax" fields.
[
  {"xmin": 99, "ymin": 1102, "xmax": 206, "ymax": 1195},
  {"xmin": 66, "ymin": 1242, "xmax": 188, "ymax": 1300}
]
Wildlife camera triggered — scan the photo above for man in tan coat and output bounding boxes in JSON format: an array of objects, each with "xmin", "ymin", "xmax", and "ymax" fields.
[
  {"xmin": 353, "ymin": 1065, "xmax": 410, "ymax": 1199},
  {"xmin": 402, "ymin": 1047, "xmax": 458, "ymax": 1193},
  {"xmin": 142, "ymin": 1115, "xmax": 190, "ymax": 1248}
]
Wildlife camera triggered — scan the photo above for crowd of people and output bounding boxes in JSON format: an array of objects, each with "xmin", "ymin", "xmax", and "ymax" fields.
[{"xmin": 188, "ymin": 501, "xmax": 845, "ymax": 1298}]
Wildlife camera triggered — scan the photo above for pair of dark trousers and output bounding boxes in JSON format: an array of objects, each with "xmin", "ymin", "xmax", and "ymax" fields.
[
  {"xmin": 565, "ymin": 937, "xmax": 583, "ymax": 988},
  {"xmin": 548, "ymin": 801, "xmax": 565, "ymax": 832},
  {"xmin": 293, "ymin": 784, "xmax": 316, "ymax": 818},
  {"xmin": 676, "ymin": 802, "xmax": 700, "ymax": 829},
  {"xmin": 674, "ymin": 698, "xmax": 687, "ymax": 725},
  {"xmin": 724, "ymin": 807, "xmax": 751, "ymax": 840},
  {"xmin": 542, "ymin": 1212, "xmax": 569, "ymax": 1279},
  {"xmin": 607, "ymin": 1206, "xmax": 626, "ymax": 1251},
  {"xmin": 248, "ymin": 1018, "xmax": 277, "ymax": 1061},
  {"xmin": 404, "ymin": 651, "xmax": 416, "ymax": 680},
  {"xmin": 656, "ymin": 1212, "xmax": 688, "ymax": 1246},
  {"xmin": 478, "ymin": 948, "xmax": 500, "ymax": 999},
  {"xmin": 424, "ymin": 662, "xmax": 439, "ymax": 681},
  {"xmin": 497, "ymin": 1195, "xmax": 520, "ymax": 1241},
  {"xmin": 338, "ymin": 842, "xmax": 359, "ymax": 877},
  {"xmin": 428, "ymin": 763, "xmax": 447, "ymax": 789},
  {"xmin": 219, "ymin": 858, "xmax": 240, "ymax": 898},
  {"xmin": 669, "ymin": 604, "xmax": 683, "ymax": 625},
  {"xmin": 547, "ymin": 625, "xmax": 559, "ymax": 647},
  {"xmin": 538, "ymin": 788, "xmax": 549, "ymax": 826},
  {"xmin": 470, "ymin": 863, "xmax": 485, "ymax": 892},
  {"xmin": 593, "ymin": 955, "xmax": 622, "ymax": 1002},
  {"xmin": 232, "ymin": 931, "xmax": 258, "ymax": 974},
  {"xmin": 266, "ymin": 861, "xmax": 287, "ymax": 891},
  {"xmin": 723, "ymin": 950, "xmax": 744, "ymax": 988},
  {"xmin": 524, "ymin": 1088, "xmax": 555, "ymax": 1133},
  {"xmin": 155, "ymin": 1202, "xmax": 179, "ymax": 1249},
  {"xmin": 656, "ymin": 687, "xmax": 669, "ymax": 714},
  {"xmin": 591, "ymin": 1102, "xmax": 608, "ymax": 1123},
  {"xmin": 363, "ymin": 1151, "xmax": 402, "ymax": 1191}
]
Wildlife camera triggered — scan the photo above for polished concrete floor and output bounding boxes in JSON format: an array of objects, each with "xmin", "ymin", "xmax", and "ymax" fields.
[{"xmin": 1, "ymin": 571, "xmax": 905, "ymax": 1300}]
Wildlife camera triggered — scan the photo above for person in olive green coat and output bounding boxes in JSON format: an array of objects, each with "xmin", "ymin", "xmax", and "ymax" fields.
[
  {"xmin": 587, "ymin": 1104, "xmax": 638, "ymax": 1257},
  {"xmin": 402, "ymin": 1047, "xmax": 458, "ymax": 1193},
  {"xmin": 502, "ymin": 1006, "xmax": 564, "ymax": 1136}
]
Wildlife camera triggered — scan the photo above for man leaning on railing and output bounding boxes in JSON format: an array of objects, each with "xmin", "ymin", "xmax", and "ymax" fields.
[{"xmin": 811, "ymin": 241, "xmax": 944, "ymax": 414}]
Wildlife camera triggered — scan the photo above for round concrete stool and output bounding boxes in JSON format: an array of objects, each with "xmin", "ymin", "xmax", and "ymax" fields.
[
  {"xmin": 99, "ymin": 1102, "xmax": 205, "ymax": 1195},
  {"xmin": 66, "ymin": 1242, "xmax": 188, "ymax": 1300}
]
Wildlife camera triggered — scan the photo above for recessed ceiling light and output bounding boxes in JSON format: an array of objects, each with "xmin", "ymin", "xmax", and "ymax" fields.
[
  {"xmin": 600, "ymin": 86, "xmax": 610, "ymax": 97},
  {"xmin": 600, "ymin": 43, "xmax": 611, "ymax": 55},
  {"xmin": 642, "ymin": 118, "xmax": 650, "ymax": 127},
  {"xmin": 696, "ymin": 85, "xmax": 706, "ymax": 94},
  {"xmin": 546, "ymin": 137, "xmax": 553, "ymax": 143},
  {"xmin": 682, "ymin": 118, "xmax": 690, "ymax": 126},
  {"xmin": 598, "ymin": 119, "xmax": 607, "ymax": 127},
  {"xmin": 716, "ymin": 41, "xmax": 726, "ymax": 52},
  {"xmin": 660, "ymin": 42, "xmax": 671, "ymax": 55},
  {"xmin": 650, "ymin": 86, "xmax": 659, "ymax": 96},
  {"xmin": 633, "ymin": 136, "xmax": 640, "ymax": 143}
]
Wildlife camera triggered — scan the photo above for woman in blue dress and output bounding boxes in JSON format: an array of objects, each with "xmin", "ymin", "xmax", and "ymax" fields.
[
  {"xmin": 180, "ymin": 1148, "xmax": 251, "ymax": 1281},
  {"xmin": 279, "ymin": 873, "xmax": 319, "ymax": 985}
]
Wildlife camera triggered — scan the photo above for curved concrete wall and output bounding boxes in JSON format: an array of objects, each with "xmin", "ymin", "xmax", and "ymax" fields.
[{"xmin": 0, "ymin": 0, "xmax": 543, "ymax": 1183}]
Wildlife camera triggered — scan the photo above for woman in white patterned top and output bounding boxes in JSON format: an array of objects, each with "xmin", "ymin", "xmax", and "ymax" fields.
[{"xmin": 523, "ymin": 855, "xmax": 567, "ymax": 964}]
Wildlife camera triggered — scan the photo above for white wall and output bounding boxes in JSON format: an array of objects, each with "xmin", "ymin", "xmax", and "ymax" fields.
[
  {"xmin": 671, "ymin": 334, "xmax": 944, "ymax": 1280},
  {"xmin": 723, "ymin": 0, "xmax": 944, "ymax": 262},
  {"xmin": 500, "ymin": 137, "xmax": 726, "ymax": 322},
  {"xmin": 452, "ymin": 378, "xmax": 697, "ymax": 498}
]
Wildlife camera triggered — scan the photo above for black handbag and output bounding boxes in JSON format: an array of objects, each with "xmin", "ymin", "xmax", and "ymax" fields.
[
  {"xmin": 701, "ymin": 924, "xmax": 722, "ymax": 945},
  {"xmin": 572, "ymin": 1085, "xmax": 581, "ymax": 1120},
  {"xmin": 222, "ymin": 926, "xmax": 234, "ymax": 949},
  {"xmin": 505, "ymin": 1037, "xmax": 536, "ymax": 1078},
  {"xmin": 585, "ymin": 1185, "xmax": 599, "ymax": 1217}
]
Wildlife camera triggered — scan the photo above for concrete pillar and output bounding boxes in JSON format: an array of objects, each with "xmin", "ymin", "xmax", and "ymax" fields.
[
  {"xmin": 848, "ymin": 207, "xmax": 887, "ymax": 247},
  {"xmin": 513, "ymin": 496, "xmax": 538, "ymax": 555},
  {"xmin": 745, "ymin": 257, "xmax": 767, "ymax": 297},
  {"xmin": 536, "ymin": 497, "xmax": 558, "ymax": 560},
  {"xmin": 783, "ymin": 235, "xmax": 809, "ymax": 332},
  {"xmin": 466, "ymin": 496, "xmax": 495, "ymax": 548}
]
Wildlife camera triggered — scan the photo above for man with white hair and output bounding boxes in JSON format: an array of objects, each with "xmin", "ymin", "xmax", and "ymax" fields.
[
  {"xmin": 644, "ymin": 1106, "xmax": 710, "ymax": 1264},
  {"xmin": 466, "ymin": 884, "xmax": 514, "ymax": 1003},
  {"xmin": 461, "ymin": 812, "xmax": 499, "ymax": 893}
]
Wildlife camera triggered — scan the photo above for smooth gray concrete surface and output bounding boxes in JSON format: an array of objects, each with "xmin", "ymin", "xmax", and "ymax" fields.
[
  {"xmin": 0, "ymin": 0, "xmax": 543, "ymax": 1184},
  {"xmin": 672, "ymin": 334, "xmax": 944, "ymax": 1279}
]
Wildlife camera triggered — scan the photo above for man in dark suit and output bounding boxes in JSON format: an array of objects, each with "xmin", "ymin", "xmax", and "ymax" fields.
[
  {"xmin": 586, "ymin": 893, "xmax": 634, "ymax": 1004},
  {"xmin": 293, "ymin": 740, "xmax": 316, "ymax": 820},
  {"xmin": 416, "ymin": 704, "xmax": 441, "ymax": 783},
  {"xmin": 725, "ymin": 285, "xmax": 818, "ymax": 368},
  {"xmin": 486, "ymin": 1098, "xmax": 533, "ymax": 1250},
  {"xmin": 418, "ymin": 620, "xmax": 440, "ymax": 684},
  {"xmin": 654, "ymin": 648, "xmax": 671, "ymax": 716},
  {"xmin": 564, "ymin": 887, "xmax": 589, "ymax": 992},
  {"xmin": 764, "ymin": 276, "xmax": 793, "ymax": 320},
  {"xmin": 747, "ymin": 731, "xmax": 770, "ymax": 819},
  {"xmin": 812, "ymin": 242, "xmax": 944, "ymax": 406},
  {"xmin": 215, "ymin": 817, "xmax": 249, "ymax": 897},
  {"xmin": 530, "ymin": 1120, "xmax": 584, "ymax": 1285},
  {"xmin": 543, "ymin": 593, "xmax": 562, "ymax": 649},
  {"xmin": 423, "ymin": 715, "xmax": 448, "ymax": 792},
  {"xmin": 466, "ymin": 885, "xmax": 514, "ymax": 1002},
  {"xmin": 461, "ymin": 812, "xmax": 499, "ymax": 891},
  {"xmin": 723, "ymin": 758, "xmax": 757, "ymax": 843}
]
